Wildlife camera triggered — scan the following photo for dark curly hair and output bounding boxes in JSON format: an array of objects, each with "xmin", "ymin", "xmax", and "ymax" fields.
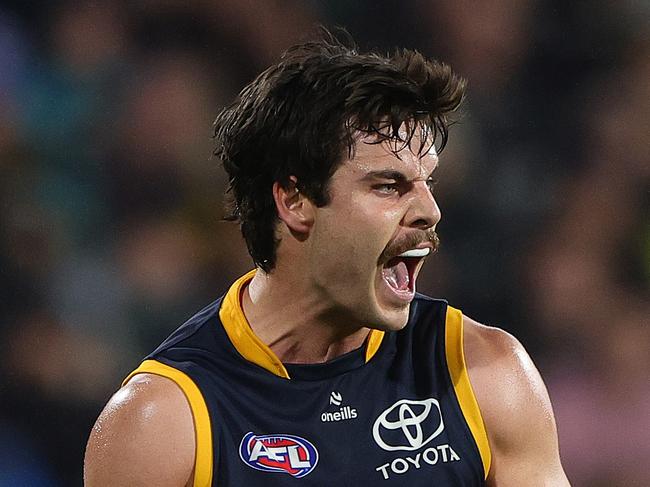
[{"xmin": 213, "ymin": 30, "xmax": 466, "ymax": 272}]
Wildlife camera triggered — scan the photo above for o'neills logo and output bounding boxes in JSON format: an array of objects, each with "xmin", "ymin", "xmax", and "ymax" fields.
[
  {"xmin": 321, "ymin": 391, "xmax": 358, "ymax": 422},
  {"xmin": 321, "ymin": 406, "xmax": 358, "ymax": 422}
]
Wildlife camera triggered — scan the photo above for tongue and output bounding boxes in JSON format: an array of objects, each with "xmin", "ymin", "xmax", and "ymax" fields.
[{"xmin": 382, "ymin": 258, "xmax": 410, "ymax": 291}]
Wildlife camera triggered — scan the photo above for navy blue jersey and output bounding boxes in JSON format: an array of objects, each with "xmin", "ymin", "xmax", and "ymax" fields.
[{"xmin": 124, "ymin": 271, "xmax": 491, "ymax": 486}]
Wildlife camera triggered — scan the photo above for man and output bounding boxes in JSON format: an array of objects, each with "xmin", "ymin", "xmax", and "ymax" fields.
[{"xmin": 85, "ymin": 32, "xmax": 569, "ymax": 486}]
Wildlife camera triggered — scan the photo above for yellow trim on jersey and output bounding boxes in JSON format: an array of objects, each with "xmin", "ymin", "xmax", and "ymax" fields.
[
  {"xmin": 123, "ymin": 359, "xmax": 213, "ymax": 487},
  {"xmin": 219, "ymin": 270, "xmax": 386, "ymax": 377},
  {"xmin": 445, "ymin": 306, "xmax": 492, "ymax": 479},
  {"xmin": 219, "ymin": 270, "xmax": 291, "ymax": 378},
  {"xmin": 365, "ymin": 328, "xmax": 385, "ymax": 362}
]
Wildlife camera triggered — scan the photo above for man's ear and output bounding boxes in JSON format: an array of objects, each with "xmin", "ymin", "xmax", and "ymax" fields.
[{"xmin": 272, "ymin": 177, "xmax": 314, "ymax": 235}]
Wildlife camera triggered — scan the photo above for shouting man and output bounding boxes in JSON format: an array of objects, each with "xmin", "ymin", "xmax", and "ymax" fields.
[{"xmin": 85, "ymin": 32, "xmax": 569, "ymax": 486}]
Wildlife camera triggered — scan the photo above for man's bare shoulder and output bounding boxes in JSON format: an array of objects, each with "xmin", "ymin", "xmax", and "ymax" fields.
[
  {"xmin": 462, "ymin": 316, "xmax": 570, "ymax": 486},
  {"xmin": 462, "ymin": 316, "xmax": 555, "ymax": 430},
  {"xmin": 84, "ymin": 373, "xmax": 195, "ymax": 487}
]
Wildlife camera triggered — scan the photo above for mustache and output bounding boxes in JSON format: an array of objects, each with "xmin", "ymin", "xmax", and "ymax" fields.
[{"xmin": 378, "ymin": 228, "xmax": 440, "ymax": 264}]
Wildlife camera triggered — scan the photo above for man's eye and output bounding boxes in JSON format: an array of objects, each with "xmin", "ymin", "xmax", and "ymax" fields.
[
  {"xmin": 426, "ymin": 178, "xmax": 439, "ymax": 193},
  {"xmin": 374, "ymin": 184, "xmax": 398, "ymax": 194}
]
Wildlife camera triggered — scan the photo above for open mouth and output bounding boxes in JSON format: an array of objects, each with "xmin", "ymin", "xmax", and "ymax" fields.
[{"xmin": 381, "ymin": 248, "xmax": 430, "ymax": 296}]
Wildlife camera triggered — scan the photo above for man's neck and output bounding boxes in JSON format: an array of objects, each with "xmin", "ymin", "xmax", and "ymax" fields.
[{"xmin": 241, "ymin": 268, "xmax": 371, "ymax": 364}]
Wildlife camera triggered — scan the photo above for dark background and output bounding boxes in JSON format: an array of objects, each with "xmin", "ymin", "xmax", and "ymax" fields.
[{"xmin": 0, "ymin": 1, "xmax": 648, "ymax": 485}]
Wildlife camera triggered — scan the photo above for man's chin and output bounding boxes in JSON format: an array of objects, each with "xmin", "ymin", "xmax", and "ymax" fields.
[
  {"xmin": 368, "ymin": 304, "xmax": 411, "ymax": 332},
  {"xmin": 370, "ymin": 280, "xmax": 414, "ymax": 330}
]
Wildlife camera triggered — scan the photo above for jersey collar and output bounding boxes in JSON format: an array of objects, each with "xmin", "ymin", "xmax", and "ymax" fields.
[{"xmin": 218, "ymin": 269, "xmax": 385, "ymax": 379}]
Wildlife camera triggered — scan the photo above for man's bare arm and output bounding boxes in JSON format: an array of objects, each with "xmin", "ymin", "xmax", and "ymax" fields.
[
  {"xmin": 84, "ymin": 374, "xmax": 196, "ymax": 487},
  {"xmin": 464, "ymin": 317, "xmax": 570, "ymax": 486}
]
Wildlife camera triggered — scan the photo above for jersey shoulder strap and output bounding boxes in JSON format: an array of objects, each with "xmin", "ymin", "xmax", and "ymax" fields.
[{"xmin": 444, "ymin": 305, "xmax": 491, "ymax": 478}]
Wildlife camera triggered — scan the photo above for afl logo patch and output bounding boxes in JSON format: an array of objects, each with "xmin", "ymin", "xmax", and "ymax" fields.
[{"xmin": 239, "ymin": 431, "xmax": 319, "ymax": 478}]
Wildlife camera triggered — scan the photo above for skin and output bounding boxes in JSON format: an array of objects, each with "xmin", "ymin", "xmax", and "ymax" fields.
[
  {"xmin": 243, "ymin": 137, "xmax": 440, "ymax": 362},
  {"xmin": 84, "ymin": 373, "xmax": 195, "ymax": 487},
  {"xmin": 465, "ymin": 318, "xmax": 570, "ymax": 486},
  {"xmin": 85, "ymin": 138, "xmax": 570, "ymax": 485}
]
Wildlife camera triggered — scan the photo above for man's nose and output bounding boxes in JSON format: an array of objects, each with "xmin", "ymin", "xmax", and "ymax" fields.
[{"xmin": 404, "ymin": 181, "xmax": 441, "ymax": 229}]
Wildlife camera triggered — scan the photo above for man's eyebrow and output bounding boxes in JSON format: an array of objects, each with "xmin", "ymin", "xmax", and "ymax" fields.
[
  {"xmin": 362, "ymin": 170, "xmax": 409, "ymax": 182},
  {"xmin": 362, "ymin": 166, "xmax": 438, "ymax": 182}
]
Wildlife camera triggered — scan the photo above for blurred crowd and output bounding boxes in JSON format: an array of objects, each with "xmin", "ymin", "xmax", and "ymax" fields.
[{"xmin": 0, "ymin": 1, "xmax": 647, "ymax": 485}]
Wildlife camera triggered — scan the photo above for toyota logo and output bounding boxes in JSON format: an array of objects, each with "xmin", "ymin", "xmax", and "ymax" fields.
[{"xmin": 372, "ymin": 398, "xmax": 445, "ymax": 451}]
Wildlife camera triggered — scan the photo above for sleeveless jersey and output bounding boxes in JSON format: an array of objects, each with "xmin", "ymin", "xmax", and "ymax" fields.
[{"xmin": 124, "ymin": 270, "xmax": 491, "ymax": 486}]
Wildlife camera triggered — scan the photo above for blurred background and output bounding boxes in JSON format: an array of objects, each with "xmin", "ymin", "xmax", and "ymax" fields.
[{"xmin": 0, "ymin": 1, "xmax": 647, "ymax": 485}]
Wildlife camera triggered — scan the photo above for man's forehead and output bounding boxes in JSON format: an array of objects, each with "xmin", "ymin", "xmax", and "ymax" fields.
[{"xmin": 347, "ymin": 136, "xmax": 439, "ymax": 176}]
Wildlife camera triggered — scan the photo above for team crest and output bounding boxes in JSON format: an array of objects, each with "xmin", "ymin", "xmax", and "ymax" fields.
[{"xmin": 239, "ymin": 431, "xmax": 319, "ymax": 478}]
